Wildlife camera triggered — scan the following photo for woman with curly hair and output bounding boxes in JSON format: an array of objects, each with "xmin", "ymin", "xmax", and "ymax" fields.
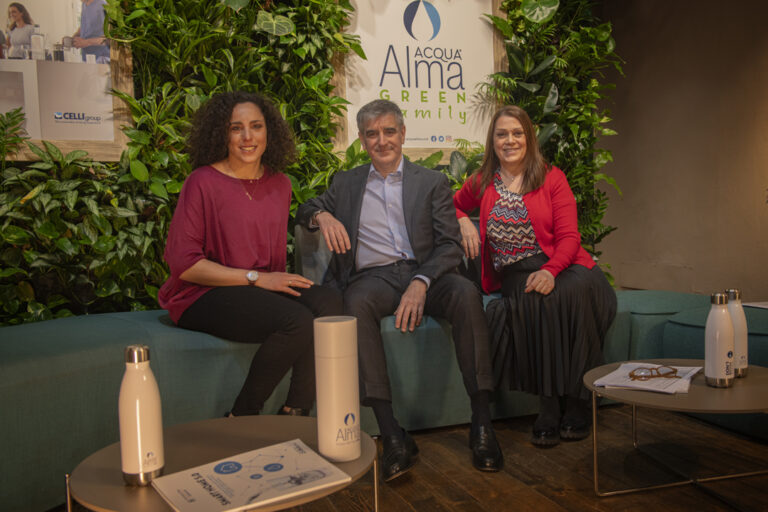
[{"xmin": 159, "ymin": 91, "xmax": 342, "ymax": 416}]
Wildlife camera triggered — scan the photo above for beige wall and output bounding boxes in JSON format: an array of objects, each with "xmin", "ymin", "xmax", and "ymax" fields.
[{"xmin": 598, "ymin": 0, "xmax": 768, "ymax": 301}]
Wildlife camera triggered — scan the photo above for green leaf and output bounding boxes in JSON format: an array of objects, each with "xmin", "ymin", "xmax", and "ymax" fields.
[
  {"xmin": 448, "ymin": 151, "xmax": 468, "ymax": 179},
  {"xmin": 17, "ymin": 281, "xmax": 35, "ymax": 301},
  {"xmin": 130, "ymin": 160, "xmax": 150, "ymax": 182},
  {"xmin": 95, "ymin": 279, "xmax": 121, "ymax": 297},
  {"xmin": 125, "ymin": 9, "xmax": 146, "ymax": 22},
  {"xmin": 530, "ymin": 55, "xmax": 556, "ymax": 77},
  {"xmin": 36, "ymin": 221, "xmax": 60, "ymax": 239},
  {"xmin": 521, "ymin": 0, "xmax": 560, "ymax": 24},
  {"xmin": 537, "ymin": 123, "xmax": 558, "ymax": 145},
  {"xmin": 223, "ymin": 0, "xmax": 249, "ymax": 11},
  {"xmin": 93, "ymin": 235, "xmax": 117, "ymax": 254},
  {"xmin": 517, "ymin": 82, "xmax": 541, "ymax": 93},
  {"xmin": 55, "ymin": 237, "xmax": 78, "ymax": 257},
  {"xmin": 255, "ymin": 10, "xmax": 295, "ymax": 36},
  {"xmin": 543, "ymin": 83, "xmax": 559, "ymax": 114},
  {"xmin": 149, "ymin": 181, "xmax": 169, "ymax": 200},
  {"xmin": 201, "ymin": 64, "xmax": 217, "ymax": 88},
  {"xmin": 0, "ymin": 267, "xmax": 25, "ymax": 278},
  {"xmin": 42, "ymin": 140, "xmax": 64, "ymax": 163}
]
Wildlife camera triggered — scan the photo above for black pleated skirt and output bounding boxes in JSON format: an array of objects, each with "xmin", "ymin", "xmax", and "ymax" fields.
[{"xmin": 486, "ymin": 253, "xmax": 617, "ymax": 400}]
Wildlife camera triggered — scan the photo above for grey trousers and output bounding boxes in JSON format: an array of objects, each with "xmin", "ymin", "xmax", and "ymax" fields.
[{"xmin": 342, "ymin": 261, "xmax": 494, "ymax": 403}]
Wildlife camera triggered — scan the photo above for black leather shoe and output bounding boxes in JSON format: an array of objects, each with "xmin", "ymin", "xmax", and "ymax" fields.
[
  {"xmin": 380, "ymin": 431, "xmax": 418, "ymax": 482},
  {"xmin": 277, "ymin": 405, "xmax": 310, "ymax": 416},
  {"xmin": 531, "ymin": 424, "xmax": 560, "ymax": 447},
  {"xmin": 469, "ymin": 423, "xmax": 503, "ymax": 472},
  {"xmin": 560, "ymin": 416, "xmax": 590, "ymax": 440}
]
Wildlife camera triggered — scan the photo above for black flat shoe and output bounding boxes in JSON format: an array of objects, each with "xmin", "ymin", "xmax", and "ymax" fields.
[
  {"xmin": 380, "ymin": 431, "xmax": 419, "ymax": 482},
  {"xmin": 531, "ymin": 424, "xmax": 560, "ymax": 447},
  {"xmin": 469, "ymin": 423, "xmax": 503, "ymax": 472},
  {"xmin": 560, "ymin": 416, "xmax": 590, "ymax": 440}
]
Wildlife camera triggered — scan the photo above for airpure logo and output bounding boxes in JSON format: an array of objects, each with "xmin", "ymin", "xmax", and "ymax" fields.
[
  {"xmin": 53, "ymin": 111, "xmax": 103, "ymax": 124},
  {"xmin": 403, "ymin": 0, "xmax": 441, "ymax": 41}
]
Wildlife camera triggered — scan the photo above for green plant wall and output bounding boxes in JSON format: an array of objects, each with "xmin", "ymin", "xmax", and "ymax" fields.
[
  {"xmin": 0, "ymin": 0, "xmax": 620, "ymax": 326},
  {"xmin": 483, "ymin": 0, "xmax": 623, "ymax": 256}
]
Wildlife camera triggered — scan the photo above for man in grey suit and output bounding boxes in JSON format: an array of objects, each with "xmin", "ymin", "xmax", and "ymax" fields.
[{"xmin": 296, "ymin": 99, "xmax": 502, "ymax": 481}]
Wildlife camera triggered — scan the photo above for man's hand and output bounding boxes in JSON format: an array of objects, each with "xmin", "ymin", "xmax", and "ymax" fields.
[
  {"xmin": 524, "ymin": 269, "xmax": 555, "ymax": 295},
  {"xmin": 316, "ymin": 211, "xmax": 351, "ymax": 254},
  {"xmin": 458, "ymin": 216, "xmax": 480, "ymax": 260},
  {"xmin": 394, "ymin": 279, "xmax": 428, "ymax": 332}
]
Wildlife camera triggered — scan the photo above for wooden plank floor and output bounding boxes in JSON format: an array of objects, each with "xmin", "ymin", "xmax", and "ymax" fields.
[
  {"xmin": 59, "ymin": 405, "xmax": 768, "ymax": 512},
  {"xmin": 294, "ymin": 405, "xmax": 768, "ymax": 512}
]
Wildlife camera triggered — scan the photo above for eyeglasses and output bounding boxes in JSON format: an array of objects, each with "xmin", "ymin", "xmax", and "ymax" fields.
[{"xmin": 628, "ymin": 365, "xmax": 681, "ymax": 381}]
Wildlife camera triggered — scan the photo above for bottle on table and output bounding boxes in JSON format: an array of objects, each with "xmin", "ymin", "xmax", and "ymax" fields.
[
  {"xmin": 314, "ymin": 316, "xmax": 361, "ymax": 462},
  {"xmin": 118, "ymin": 344, "xmax": 164, "ymax": 485},
  {"xmin": 725, "ymin": 288, "xmax": 748, "ymax": 378},
  {"xmin": 704, "ymin": 292, "xmax": 735, "ymax": 388}
]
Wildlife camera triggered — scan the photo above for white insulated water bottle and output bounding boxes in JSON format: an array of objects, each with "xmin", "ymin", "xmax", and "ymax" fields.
[
  {"xmin": 704, "ymin": 293, "xmax": 735, "ymax": 388},
  {"xmin": 725, "ymin": 289, "xmax": 748, "ymax": 378},
  {"xmin": 119, "ymin": 345, "xmax": 164, "ymax": 485},
  {"xmin": 314, "ymin": 316, "xmax": 361, "ymax": 462}
]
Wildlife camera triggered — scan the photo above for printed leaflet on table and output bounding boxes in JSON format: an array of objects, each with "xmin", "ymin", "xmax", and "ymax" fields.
[{"xmin": 152, "ymin": 439, "xmax": 351, "ymax": 511}]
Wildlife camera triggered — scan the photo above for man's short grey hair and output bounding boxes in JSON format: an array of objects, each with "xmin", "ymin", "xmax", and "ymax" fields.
[{"xmin": 356, "ymin": 99, "xmax": 405, "ymax": 133}]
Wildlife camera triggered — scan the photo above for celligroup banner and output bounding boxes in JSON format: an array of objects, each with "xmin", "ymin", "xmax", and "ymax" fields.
[{"xmin": 346, "ymin": 0, "xmax": 496, "ymax": 148}]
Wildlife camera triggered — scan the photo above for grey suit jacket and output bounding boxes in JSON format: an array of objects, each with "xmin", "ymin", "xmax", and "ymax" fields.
[{"xmin": 296, "ymin": 159, "xmax": 463, "ymax": 290}]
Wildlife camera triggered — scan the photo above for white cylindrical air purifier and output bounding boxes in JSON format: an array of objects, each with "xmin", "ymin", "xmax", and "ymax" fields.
[
  {"xmin": 314, "ymin": 316, "xmax": 361, "ymax": 462},
  {"xmin": 118, "ymin": 344, "xmax": 164, "ymax": 485}
]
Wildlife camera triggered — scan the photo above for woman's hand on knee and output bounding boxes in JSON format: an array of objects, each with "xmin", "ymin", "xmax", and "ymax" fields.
[
  {"xmin": 524, "ymin": 269, "xmax": 555, "ymax": 295},
  {"xmin": 257, "ymin": 272, "xmax": 313, "ymax": 296}
]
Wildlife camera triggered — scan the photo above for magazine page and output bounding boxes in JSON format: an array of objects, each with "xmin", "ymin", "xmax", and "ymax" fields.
[{"xmin": 152, "ymin": 439, "xmax": 351, "ymax": 512}]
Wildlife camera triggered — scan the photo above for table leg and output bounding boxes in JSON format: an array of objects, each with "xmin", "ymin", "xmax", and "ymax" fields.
[
  {"xmin": 632, "ymin": 404, "xmax": 638, "ymax": 449},
  {"xmin": 373, "ymin": 456, "xmax": 379, "ymax": 512},
  {"xmin": 591, "ymin": 396, "xmax": 768, "ymax": 497},
  {"xmin": 65, "ymin": 473, "xmax": 72, "ymax": 512}
]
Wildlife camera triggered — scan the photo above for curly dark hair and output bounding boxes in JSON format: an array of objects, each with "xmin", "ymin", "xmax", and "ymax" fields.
[{"xmin": 187, "ymin": 91, "xmax": 296, "ymax": 173}]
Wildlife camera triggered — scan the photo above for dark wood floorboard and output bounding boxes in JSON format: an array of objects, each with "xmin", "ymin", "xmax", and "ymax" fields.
[{"xmin": 58, "ymin": 405, "xmax": 768, "ymax": 512}]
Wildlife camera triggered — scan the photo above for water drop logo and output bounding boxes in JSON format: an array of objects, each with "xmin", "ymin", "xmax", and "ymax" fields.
[
  {"xmin": 403, "ymin": 0, "xmax": 441, "ymax": 41},
  {"xmin": 344, "ymin": 412, "xmax": 356, "ymax": 426}
]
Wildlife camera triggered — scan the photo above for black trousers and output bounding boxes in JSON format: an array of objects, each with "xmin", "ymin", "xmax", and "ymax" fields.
[
  {"xmin": 343, "ymin": 261, "xmax": 493, "ymax": 403},
  {"xmin": 179, "ymin": 284, "xmax": 343, "ymax": 415}
]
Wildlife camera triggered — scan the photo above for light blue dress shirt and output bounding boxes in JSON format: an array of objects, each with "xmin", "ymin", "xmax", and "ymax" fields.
[{"xmin": 356, "ymin": 158, "xmax": 414, "ymax": 270}]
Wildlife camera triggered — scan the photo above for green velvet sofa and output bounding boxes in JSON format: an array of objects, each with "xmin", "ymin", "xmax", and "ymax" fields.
[{"xmin": 3, "ymin": 280, "xmax": 767, "ymax": 511}]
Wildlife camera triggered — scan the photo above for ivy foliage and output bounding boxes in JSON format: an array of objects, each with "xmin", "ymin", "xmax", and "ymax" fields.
[{"xmin": 482, "ymin": 0, "xmax": 623, "ymax": 256}]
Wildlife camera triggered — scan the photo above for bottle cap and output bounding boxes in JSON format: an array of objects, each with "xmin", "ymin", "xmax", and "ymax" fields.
[
  {"xmin": 725, "ymin": 288, "xmax": 741, "ymax": 301},
  {"xmin": 125, "ymin": 344, "xmax": 150, "ymax": 363},
  {"xmin": 710, "ymin": 292, "xmax": 728, "ymax": 305}
]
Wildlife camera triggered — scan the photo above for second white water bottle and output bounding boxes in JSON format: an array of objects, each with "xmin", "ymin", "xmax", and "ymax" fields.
[
  {"xmin": 725, "ymin": 288, "xmax": 748, "ymax": 377},
  {"xmin": 119, "ymin": 345, "xmax": 164, "ymax": 485},
  {"xmin": 314, "ymin": 316, "xmax": 361, "ymax": 462},
  {"xmin": 704, "ymin": 293, "xmax": 735, "ymax": 388}
]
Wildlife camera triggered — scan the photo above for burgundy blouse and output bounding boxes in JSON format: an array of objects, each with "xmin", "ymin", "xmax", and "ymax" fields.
[{"xmin": 158, "ymin": 165, "xmax": 291, "ymax": 323}]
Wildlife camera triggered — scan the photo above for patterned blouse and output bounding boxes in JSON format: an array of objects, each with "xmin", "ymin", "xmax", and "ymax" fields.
[{"xmin": 487, "ymin": 171, "xmax": 542, "ymax": 271}]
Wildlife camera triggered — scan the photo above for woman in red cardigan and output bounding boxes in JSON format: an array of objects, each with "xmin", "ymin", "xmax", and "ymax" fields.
[{"xmin": 454, "ymin": 106, "xmax": 616, "ymax": 446}]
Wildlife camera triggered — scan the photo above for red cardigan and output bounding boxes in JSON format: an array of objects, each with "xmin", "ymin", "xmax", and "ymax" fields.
[{"xmin": 453, "ymin": 167, "xmax": 595, "ymax": 294}]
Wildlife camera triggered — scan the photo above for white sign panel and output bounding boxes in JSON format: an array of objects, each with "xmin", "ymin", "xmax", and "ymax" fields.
[{"xmin": 346, "ymin": 0, "xmax": 495, "ymax": 148}]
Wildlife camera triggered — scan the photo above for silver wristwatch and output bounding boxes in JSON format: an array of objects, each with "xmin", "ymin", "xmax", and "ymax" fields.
[{"xmin": 246, "ymin": 270, "xmax": 259, "ymax": 286}]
